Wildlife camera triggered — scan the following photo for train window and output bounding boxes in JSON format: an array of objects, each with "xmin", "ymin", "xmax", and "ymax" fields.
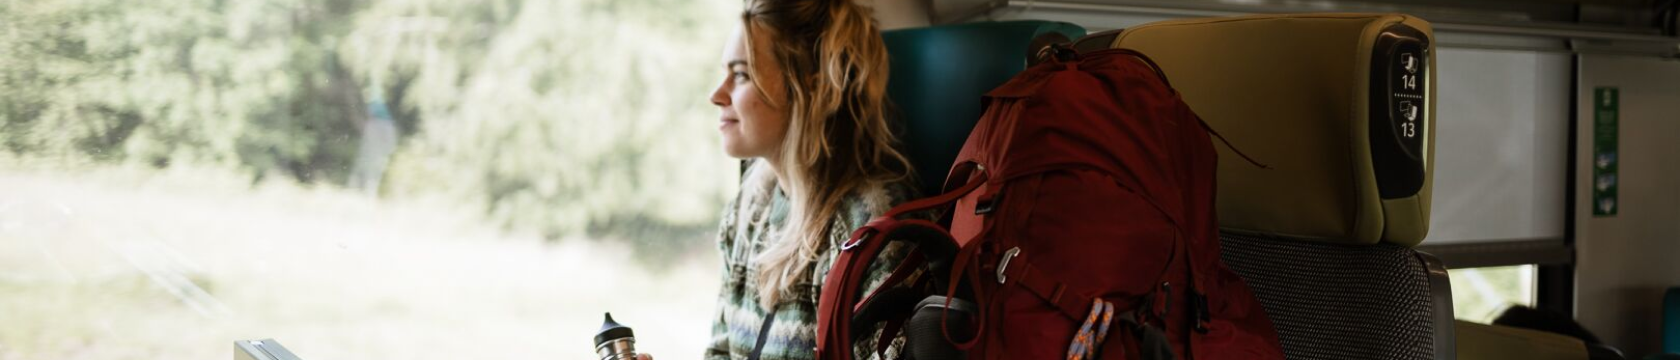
[
  {"xmin": 1448, "ymin": 265, "xmax": 1538, "ymax": 323},
  {"xmin": 1, "ymin": 0, "xmax": 735, "ymax": 359},
  {"xmin": 1420, "ymin": 48, "xmax": 1569, "ymax": 317}
]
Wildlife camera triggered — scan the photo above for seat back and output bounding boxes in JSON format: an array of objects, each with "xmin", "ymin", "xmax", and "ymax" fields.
[
  {"xmin": 881, "ymin": 21, "xmax": 1085, "ymax": 195},
  {"xmin": 1095, "ymin": 13, "xmax": 1451, "ymax": 360},
  {"xmin": 1219, "ymin": 232, "xmax": 1447, "ymax": 360}
]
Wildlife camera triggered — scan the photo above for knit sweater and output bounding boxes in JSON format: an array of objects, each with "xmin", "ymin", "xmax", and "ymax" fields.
[{"xmin": 703, "ymin": 184, "xmax": 918, "ymax": 360}]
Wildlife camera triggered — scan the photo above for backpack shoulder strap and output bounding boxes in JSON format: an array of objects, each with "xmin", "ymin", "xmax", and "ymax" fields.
[
  {"xmin": 749, "ymin": 307, "xmax": 777, "ymax": 360},
  {"xmin": 814, "ymin": 171, "xmax": 988, "ymax": 360}
]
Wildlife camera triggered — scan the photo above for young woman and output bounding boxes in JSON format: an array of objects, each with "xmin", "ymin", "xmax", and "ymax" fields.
[{"xmin": 653, "ymin": 0, "xmax": 917, "ymax": 359}]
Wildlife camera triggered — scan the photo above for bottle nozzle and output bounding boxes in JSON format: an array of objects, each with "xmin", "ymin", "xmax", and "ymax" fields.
[{"xmin": 594, "ymin": 312, "xmax": 635, "ymax": 347}]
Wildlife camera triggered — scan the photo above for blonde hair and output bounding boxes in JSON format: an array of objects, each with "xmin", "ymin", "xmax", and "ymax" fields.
[{"xmin": 735, "ymin": 0, "xmax": 911, "ymax": 309}]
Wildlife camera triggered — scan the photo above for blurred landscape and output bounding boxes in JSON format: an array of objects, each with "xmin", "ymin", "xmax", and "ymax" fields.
[
  {"xmin": 2, "ymin": 0, "xmax": 739, "ymax": 241},
  {"xmin": 3, "ymin": 0, "xmax": 735, "ymax": 358},
  {"xmin": 0, "ymin": 166, "xmax": 719, "ymax": 360},
  {"xmin": 1450, "ymin": 264, "xmax": 1537, "ymax": 323}
]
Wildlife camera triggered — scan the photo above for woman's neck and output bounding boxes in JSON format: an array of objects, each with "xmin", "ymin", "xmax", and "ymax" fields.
[
  {"xmin": 768, "ymin": 161, "xmax": 789, "ymax": 195},
  {"xmin": 762, "ymin": 154, "xmax": 790, "ymax": 195}
]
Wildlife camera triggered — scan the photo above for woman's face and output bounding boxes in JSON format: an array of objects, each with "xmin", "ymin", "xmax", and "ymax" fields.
[{"xmin": 711, "ymin": 24, "xmax": 791, "ymax": 160}]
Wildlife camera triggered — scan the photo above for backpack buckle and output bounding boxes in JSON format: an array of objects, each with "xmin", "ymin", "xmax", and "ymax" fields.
[
  {"xmin": 841, "ymin": 228, "xmax": 877, "ymax": 251},
  {"xmin": 996, "ymin": 247, "xmax": 1022, "ymax": 284},
  {"xmin": 974, "ymin": 191, "xmax": 1003, "ymax": 215},
  {"xmin": 1189, "ymin": 290, "xmax": 1211, "ymax": 334}
]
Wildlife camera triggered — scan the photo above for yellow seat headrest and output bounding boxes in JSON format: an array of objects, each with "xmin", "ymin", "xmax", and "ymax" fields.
[{"xmin": 1104, "ymin": 13, "xmax": 1436, "ymax": 247}]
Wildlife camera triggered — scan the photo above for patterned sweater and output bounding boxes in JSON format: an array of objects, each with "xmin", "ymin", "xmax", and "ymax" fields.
[{"xmin": 704, "ymin": 184, "xmax": 918, "ymax": 360}]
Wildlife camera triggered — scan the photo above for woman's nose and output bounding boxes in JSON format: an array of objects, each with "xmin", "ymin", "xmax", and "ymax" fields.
[{"xmin": 709, "ymin": 81, "xmax": 730, "ymax": 107}]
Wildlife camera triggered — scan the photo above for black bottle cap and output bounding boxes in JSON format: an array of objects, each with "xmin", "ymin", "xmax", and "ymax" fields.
[{"xmin": 594, "ymin": 312, "xmax": 635, "ymax": 346}]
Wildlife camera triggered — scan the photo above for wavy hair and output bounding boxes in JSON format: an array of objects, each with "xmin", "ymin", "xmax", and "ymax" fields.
[{"xmin": 735, "ymin": 0, "xmax": 911, "ymax": 309}]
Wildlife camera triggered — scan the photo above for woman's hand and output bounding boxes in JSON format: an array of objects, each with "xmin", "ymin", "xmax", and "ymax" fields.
[{"xmin": 636, "ymin": 354, "xmax": 653, "ymax": 360}]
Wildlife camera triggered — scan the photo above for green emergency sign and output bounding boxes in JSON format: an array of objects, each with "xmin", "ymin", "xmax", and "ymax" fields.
[{"xmin": 1593, "ymin": 87, "xmax": 1619, "ymax": 217}]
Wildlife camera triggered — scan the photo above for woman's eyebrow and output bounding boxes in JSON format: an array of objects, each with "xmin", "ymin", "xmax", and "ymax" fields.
[{"xmin": 726, "ymin": 60, "xmax": 747, "ymax": 69}]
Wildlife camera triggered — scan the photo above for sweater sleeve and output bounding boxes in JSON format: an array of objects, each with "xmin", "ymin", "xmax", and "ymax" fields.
[{"xmin": 705, "ymin": 197, "xmax": 742, "ymax": 360}]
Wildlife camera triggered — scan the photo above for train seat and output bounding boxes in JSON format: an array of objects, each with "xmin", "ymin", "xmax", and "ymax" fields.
[{"xmin": 1083, "ymin": 13, "xmax": 1454, "ymax": 360}]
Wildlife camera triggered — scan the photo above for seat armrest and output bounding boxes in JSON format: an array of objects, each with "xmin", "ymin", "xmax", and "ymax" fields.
[{"xmin": 1455, "ymin": 321, "xmax": 1588, "ymax": 360}]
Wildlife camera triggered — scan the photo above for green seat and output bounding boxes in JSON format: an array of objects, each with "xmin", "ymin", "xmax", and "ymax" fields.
[
  {"xmin": 881, "ymin": 21, "xmax": 1084, "ymax": 195},
  {"xmin": 1667, "ymin": 287, "xmax": 1680, "ymax": 354}
]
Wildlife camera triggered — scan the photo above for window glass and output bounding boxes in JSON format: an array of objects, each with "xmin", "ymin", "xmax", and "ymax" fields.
[
  {"xmin": 1449, "ymin": 265, "xmax": 1538, "ymax": 323},
  {"xmin": 1, "ymin": 0, "xmax": 735, "ymax": 359},
  {"xmin": 1424, "ymin": 48, "xmax": 1570, "ymax": 245}
]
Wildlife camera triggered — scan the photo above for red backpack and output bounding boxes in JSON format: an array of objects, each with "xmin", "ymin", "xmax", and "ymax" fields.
[{"xmin": 814, "ymin": 48, "xmax": 1285, "ymax": 360}]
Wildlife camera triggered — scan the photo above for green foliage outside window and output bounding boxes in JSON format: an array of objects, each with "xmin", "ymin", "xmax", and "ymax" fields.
[{"xmin": 1, "ymin": 0, "xmax": 740, "ymax": 244}]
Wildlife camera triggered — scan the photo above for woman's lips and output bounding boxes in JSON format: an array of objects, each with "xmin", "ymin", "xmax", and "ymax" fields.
[{"xmin": 719, "ymin": 118, "xmax": 739, "ymax": 130}]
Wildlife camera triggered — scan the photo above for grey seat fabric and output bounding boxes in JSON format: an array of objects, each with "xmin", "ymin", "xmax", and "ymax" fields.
[{"xmin": 1220, "ymin": 232, "xmax": 1454, "ymax": 360}]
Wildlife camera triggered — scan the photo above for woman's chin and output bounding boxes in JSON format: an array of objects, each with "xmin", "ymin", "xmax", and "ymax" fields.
[{"xmin": 721, "ymin": 142, "xmax": 749, "ymax": 159}]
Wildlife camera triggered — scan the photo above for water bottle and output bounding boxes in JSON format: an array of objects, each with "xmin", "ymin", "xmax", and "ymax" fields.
[{"xmin": 594, "ymin": 313, "xmax": 638, "ymax": 360}]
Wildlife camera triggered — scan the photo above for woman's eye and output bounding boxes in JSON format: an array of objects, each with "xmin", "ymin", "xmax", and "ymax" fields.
[{"xmin": 731, "ymin": 71, "xmax": 750, "ymax": 82}]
